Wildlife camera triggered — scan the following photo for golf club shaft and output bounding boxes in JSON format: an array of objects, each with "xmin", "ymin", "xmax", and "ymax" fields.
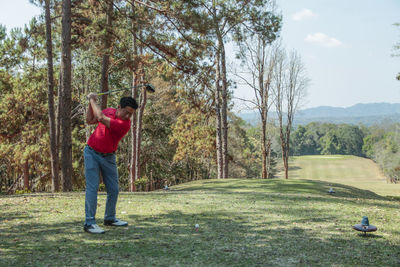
[
  {"xmin": 97, "ymin": 84, "xmax": 149, "ymax": 96},
  {"xmin": 97, "ymin": 88, "xmax": 130, "ymax": 96}
]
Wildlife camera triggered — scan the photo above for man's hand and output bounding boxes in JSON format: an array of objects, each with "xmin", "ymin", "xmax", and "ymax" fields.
[
  {"xmin": 86, "ymin": 92, "xmax": 111, "ymax": 128},
  {"xmin": 87, "ymin": 92, "xmax": 98, "ymax": 101}
]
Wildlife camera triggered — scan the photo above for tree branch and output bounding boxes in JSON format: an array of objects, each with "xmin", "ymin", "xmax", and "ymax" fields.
[{"xmin": 126, "ymin": 0, "xmax": 166, "ymax": 13}]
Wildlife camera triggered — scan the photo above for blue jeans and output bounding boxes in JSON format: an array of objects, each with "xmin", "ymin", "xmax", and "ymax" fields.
[{"xmin": 84, "ymin": 145, "xmax": 119, "ymax": 225}]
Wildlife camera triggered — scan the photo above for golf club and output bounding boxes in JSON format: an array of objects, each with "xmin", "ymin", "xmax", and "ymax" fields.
[{"xmin": 97, "ymin": 84, "xmax": 155, "ymax": 96}]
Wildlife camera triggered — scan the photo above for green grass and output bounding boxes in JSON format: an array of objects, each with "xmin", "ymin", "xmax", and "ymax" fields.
[
  {"xmin": 282, "ymin": 155, "xmax": 400, "ymax": 197},
  {"xmin": 1, "ymin": 177, "xmax": 400, "ymax": 266}
]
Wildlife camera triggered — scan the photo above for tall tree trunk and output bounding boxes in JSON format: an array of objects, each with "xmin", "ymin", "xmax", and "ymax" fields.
[
  {"xmin": 23, "ymin": 160, "xmax": 29, "ymax": 190},
  {"xmin": 279, "ymin": 128, "xmax": 288, "ymax": 180},
  {"xmin": 130, "ymin": 74, "xmax": 139, "ymax": 191},
  {"xmin": 283, "ymin": 149, "xmax": 289, "ymax": 179},
  {"xmin": 279, "ymin": 129, "xmax": 289, "ymax": 179},
  {"xmin": 261, "ymin": 104, "xmax": 271, "ymax": 179},
  {"xmin": 60, "ymin": 0, "xmax": 72, "ymax": 191},
  {"xmin": 56, "ymin": 74, "xmax": 61, "ymax": 163},
  {"xmin": 215, "ymin": 50, "xmax": 223, "ymax": 179},
  {"xmin": 84, "ymin": 83, "xmax": 91, "ymax": 141},
  {"xmin": 266, "ymin": 139, "xmax": 272, "ymax": 178},
  {"xmin": 261, "ymin": 119, "xmax": 268, "ymax": 179},
  {"xmin": 129, "ymin": 2, "xmax": 139, "ymax": 192},
  {"xmin": 218, "ymin": 36, "xmax": 229, "ymax": 179},
  {"xmin": 259, "ymin": 39, "xmax": 270, "ymax": 179},
  {"xmin": 100, "ymin": 0, "xmax": 114, "ymax": 110},
  {"xmin": 284, "ymin": 126, "xmax": 291, "ymax": 179},
  {"xmin": 212, "ymin": 3, "xmax": 225, "ymax": 179},
  {"xmin": 45, "ymin": 0, "xmax": 60, "ymax": 192},
  {"xmin": 135, "ymin": 76, "xmax": 146, "ymax": 181}
]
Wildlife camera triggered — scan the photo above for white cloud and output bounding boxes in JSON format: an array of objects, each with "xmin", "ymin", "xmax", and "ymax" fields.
[
  {"xmin": 292, "ymin": 9, "xmax": 316, "ymax": 21},
  {"xmin": 305, "ymin": 33, "xmax": 343, "ymax": 47}
]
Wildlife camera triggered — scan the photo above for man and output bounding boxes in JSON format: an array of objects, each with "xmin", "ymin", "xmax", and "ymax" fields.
[{"xmin": 84, "ymin": 93, "xmax": 138, "ymax": 234}]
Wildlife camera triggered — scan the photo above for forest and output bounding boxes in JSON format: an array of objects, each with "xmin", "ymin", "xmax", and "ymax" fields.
[{"xmin": 0, "ymin": 0, "xmax": 399, "ymax": 194}]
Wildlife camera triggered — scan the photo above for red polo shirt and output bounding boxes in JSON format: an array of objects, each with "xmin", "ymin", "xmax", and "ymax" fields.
[{"xmin": 87, "ymin": 108, "xmax": 131, "ymax": 153}]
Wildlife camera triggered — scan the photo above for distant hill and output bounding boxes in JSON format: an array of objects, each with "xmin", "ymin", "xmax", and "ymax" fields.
[
  {"xmin": 237, "ymin": 103, "xmax": 400, "ymax": 126},
  {"xmin": 296, "ymin": 103, "xmax": 400, "ymax": 118}
]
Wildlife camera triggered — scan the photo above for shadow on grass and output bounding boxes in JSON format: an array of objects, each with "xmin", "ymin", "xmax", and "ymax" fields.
[
  {"xmin": 170, "ymin": 179, "xmax": 400, "ymax": 212},
  {"xmin": 0, "ymin": 211, "xmax": 31, "ymax": 223},
  {"xmin": 0, "ymin": 192, "xmax": 84, "ymax": 199},
  {"xmin": 355, "ymin": 233, "xmax": 384, "ymax": 238},
  {"xmin": 288, "ymin": 165, "xmax": 302, "ymax": 171},
  {"xmin": 1, "ymin": 208, "xmax": 399, "ymax": 267},
  {"xmin": 173, "ymin": 179, "xmax": 388, "ymax": 200},
  {"xmin": 386, "ymin": 195, "xmax": 400, "ymax": 201}
]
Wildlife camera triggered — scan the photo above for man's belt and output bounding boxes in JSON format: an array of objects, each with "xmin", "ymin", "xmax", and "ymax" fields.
[{"xmin": 87, "ymin": 145, "xmax": 115, "ymax": 157}]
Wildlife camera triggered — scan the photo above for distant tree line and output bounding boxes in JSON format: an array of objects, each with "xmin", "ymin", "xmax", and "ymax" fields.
[
  {"xmin": 290, "ymin": 123, "xmax": 364, "ymax": 156},
  {"xmin": 290, "ymin": 122, "xmax": 400, "ymax": 183}
]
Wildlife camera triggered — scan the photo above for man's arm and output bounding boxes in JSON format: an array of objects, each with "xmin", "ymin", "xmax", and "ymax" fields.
[
  {"xmin": 87, "ymin": 93, "xmax": 111, "ymax": 128},
  {"xmin": 86, "ymin": 94, "xmax": 97, "ymax": 125}
]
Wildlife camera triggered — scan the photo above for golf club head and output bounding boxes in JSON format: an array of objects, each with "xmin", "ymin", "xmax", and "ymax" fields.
[{"xmin": 145, "ymin": 84, "xmax": 155, "ymax": 93}]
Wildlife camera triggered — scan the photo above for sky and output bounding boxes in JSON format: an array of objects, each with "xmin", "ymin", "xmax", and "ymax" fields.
[
  {"xmin": 0, "ymin": 0, "xmax": 399, "ymax": 110},
  {"xmin": 275, "ymin": 0, "xmax": 400, "ymax": 109}
]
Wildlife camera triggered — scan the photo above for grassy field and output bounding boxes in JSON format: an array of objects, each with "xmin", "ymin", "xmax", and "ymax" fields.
[
  {"xmin": 1, "ymin": 175, "xmax": 400, "ymax": 266},
  {"xmin": 281, "ymin": 155, "xmax": 400, "ymax": 197}
]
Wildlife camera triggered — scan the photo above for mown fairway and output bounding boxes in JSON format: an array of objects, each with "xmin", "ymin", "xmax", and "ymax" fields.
[
  {"xmin": 283, "ymin": 155, "xmax": 400, "ymax": 197},
  {"xmin": 1, "ymin": 176, "xmax": 400, "ymax": 266}
]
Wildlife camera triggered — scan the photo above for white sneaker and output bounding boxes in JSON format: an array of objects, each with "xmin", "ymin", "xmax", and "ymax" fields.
[
  {"xmin": 84, "ymin": 224, "xmax": 105, "ymax": 234},
  {"xmin": 104, "ymin": 219, "xmax": 128, "ymax": 227}
]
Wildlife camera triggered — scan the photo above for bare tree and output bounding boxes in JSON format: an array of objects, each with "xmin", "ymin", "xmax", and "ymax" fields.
[
  {"xmin": 44, "ymin": 0, "xmax": 60, "ymax": 191},
  {"xmin": 60, "ymin": 0, "xmax": 72, "ymax": 191},
  {"xmin": 273, "ymin": 49, "xmax": 308, "ymax": 179},
  {"xmin": 235, "ymin": 40, "xmax": 281, "ymax": 178}
]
